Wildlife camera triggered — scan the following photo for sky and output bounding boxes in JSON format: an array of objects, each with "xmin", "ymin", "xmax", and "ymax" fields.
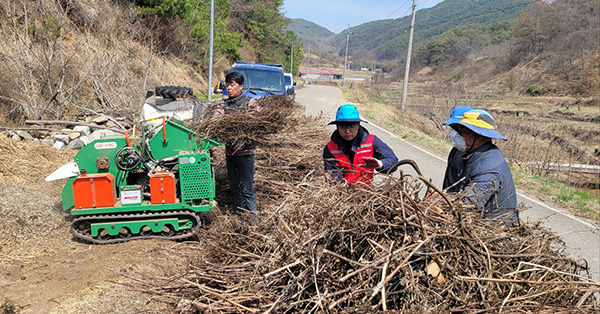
[{"xmin": 282, "ymin": 0, "xmax": 446, "ymax": 34}]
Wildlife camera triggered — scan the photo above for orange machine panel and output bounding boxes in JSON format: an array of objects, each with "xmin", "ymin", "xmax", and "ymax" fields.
[
  {"xmin": 73, "ymin": 173, "xmax": 117, "ymax": 209},
  {"xmin": 150, "ymin": 172, "xmax": 176, "ymax": 204}
]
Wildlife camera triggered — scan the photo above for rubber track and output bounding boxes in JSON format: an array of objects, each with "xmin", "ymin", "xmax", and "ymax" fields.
[{"xmin": 71, "ymin": 210, "xmax": 201, "ymax": 244}]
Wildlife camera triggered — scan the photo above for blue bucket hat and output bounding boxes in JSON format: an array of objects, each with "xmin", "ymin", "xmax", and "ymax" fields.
[
  {"xmin": 443, "ymin": 106, "xmax": 473, "ymax": 125},
  {"xmin": 328, "ymin": 104, "xmax": 367, "ymax": 125},
  {"xmin": 451, "ymin": 109, "xmax": 506, "ymax": 140}
]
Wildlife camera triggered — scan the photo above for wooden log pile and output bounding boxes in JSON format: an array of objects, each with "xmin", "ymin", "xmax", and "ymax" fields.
[{"xmin": 147, "ymin": 97, "xmax": 599, "ymax": 313}]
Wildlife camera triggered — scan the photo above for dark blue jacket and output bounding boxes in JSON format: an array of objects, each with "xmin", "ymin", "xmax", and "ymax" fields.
[
  {"xmin": 457, "ymin": 142, "xmax": 518, "ymax": 224},
  {"xmin": 443, "ymin": 147, "xmax": 466, "ymax": 192},
  {"xmin": 323, "ymin": 126, "xmax": 398, "ymax": 181}
]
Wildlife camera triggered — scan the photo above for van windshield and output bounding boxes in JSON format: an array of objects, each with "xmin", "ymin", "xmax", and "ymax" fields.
[
  {"xmin": 284, "ymin": 75, "xmax": 292, "ymax": 86},
  {"xmin": 232, "ymin": 68, "xmax": 284, "ymax": 93}
]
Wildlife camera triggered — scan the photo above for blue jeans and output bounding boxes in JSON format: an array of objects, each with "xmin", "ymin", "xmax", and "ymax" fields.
[{"xmin": 226, "ymin": 154, "xmax": 257, "ymax": 213}]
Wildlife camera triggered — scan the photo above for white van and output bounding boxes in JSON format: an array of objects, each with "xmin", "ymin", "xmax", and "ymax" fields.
[{"xmin": 284, "ymin": 73, "xmax": 296, "ymax": 95}]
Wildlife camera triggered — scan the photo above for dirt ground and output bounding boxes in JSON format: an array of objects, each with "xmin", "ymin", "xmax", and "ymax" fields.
[{"xmin": 0, "ymin": 137, "xmax": 183, "ymax": 313}]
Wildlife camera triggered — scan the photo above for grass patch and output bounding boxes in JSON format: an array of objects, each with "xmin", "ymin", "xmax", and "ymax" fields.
[{"xmin": 512, "ymin": 168, "xmax": 600, "ymax": 221}]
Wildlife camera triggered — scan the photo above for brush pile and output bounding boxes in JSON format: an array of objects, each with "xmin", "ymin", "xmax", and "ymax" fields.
[
  {"xmin": 146, "ymin": 99, "xmax": 599, "ymax": 312},
  {"xmin": 191, "ymin": 95, "xmax": 304, "ymax": 148}
]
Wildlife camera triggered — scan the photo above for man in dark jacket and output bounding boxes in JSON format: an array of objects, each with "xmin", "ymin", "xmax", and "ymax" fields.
[
  {"xmin": 323, "ymin": 104, "xmax": 398, "ymax": 185},
  {"xmin": 220, "ymin": 72, "xmax": 259, "ymax": 214},
  {"xmin": 442, "ymin": 106, "xmax": 473, "ymax": 192},
  {"xmin": 447, "ymin": 109, "xmax": 518, "ymax": 225}
]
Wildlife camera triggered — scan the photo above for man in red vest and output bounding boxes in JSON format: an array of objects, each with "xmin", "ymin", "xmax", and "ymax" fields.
[{"xmin": 323, "ymin": 104, "xmax": 398, "ymax": 185}]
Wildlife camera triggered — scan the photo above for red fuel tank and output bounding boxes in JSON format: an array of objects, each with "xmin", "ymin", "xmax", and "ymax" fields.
[
  {"xmin": 73, "ymin": 172, "xmax": 116, "ymax": 209},
  {"xmin": 150, "ymin": 172, "xmax": 176, "ymax": 204}
]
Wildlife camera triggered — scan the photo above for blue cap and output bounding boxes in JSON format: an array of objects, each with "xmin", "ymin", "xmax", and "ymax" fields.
[
  {"xmin": 452, "ymin": 109, "xmax": 507, "ymax": 140},
  {"xmin": 443, "ymin": 106, "xmax": 473, "ymax": 125},
  {"xmin": 328, "ymin": 104, "xmax": 367, "ymax": 125}
]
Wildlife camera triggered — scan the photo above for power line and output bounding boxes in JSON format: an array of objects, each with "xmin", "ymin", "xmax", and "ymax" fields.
[
  {"xmin": 428, "ymin": 0, "xmax": 543, "ymax": 28},
  {"xmin": 355, "ymin": 0, "xmax": 384, "ymax": 25},
  {"xmin": 384, "ymin": 0, "xmax": 411, "ymax": 19},
  {"xmin": 417, "ymin": 0, "xmax": 440, "ymax": 7},
  {"xmin": 391, "ymin": 0, "xmax": 542, "ymax": 34}
]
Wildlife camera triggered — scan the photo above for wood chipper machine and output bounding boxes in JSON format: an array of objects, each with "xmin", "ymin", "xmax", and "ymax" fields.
[{"xmin": 47, "ymin": 89, "xmax": 219, "ymax": 243}]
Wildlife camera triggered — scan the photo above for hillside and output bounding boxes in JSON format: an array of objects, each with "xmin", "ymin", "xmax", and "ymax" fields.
[
  {"xmin": 287, "ymin": 18, "xmax": 334, "ymax": 43},
  {"xmin": 324, "ymin": 0, "xmax": 536, "ymax": 60},
  {"xmin": 0, "ymin": 0, "xmax": 302, "ymax": 125},
  {"xmin": 292, "ymin": 0, "xmax": 598, "ymax": 97}
]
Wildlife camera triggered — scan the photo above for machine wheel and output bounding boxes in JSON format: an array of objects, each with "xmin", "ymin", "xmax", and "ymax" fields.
[
  {"xmin": 140, "ymin": 225, "xmax": 153, "ymax": 236},
  {"xmin": 97, "ymin": 229, "xmax": 111, "ymax": 240},
  {"xmin": 74, "ymin": 221, "xmax": 91, "ymax": 236},
  {"xmin": 161, "ymin": 224, "xmax": 175, "ymax": 237},
  {"xmin": 118, "ymin": 227, "xmax": 132, "ymax": 239}
]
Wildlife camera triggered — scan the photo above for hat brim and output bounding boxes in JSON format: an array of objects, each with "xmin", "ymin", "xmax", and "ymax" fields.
[
  {"xmin": 443, "ymin": 117, "xmax": 462, "ymax": 125},
  {"xmin": 453, "ymin": 122, "xmax": 507, "ymax": 140},
  {"xmin": 328, "ymin": 118, "xmax": 367, "ymax": 125}
]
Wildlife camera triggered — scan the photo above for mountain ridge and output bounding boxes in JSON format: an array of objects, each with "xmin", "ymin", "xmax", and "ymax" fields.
[{"xmin": 288, "ymin": 0, "xmax": 537, "ymax": 61}]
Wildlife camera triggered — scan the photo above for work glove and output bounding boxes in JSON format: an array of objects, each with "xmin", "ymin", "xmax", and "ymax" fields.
[{"xmin": 360, "ymin": 157, "xmax": 383, "ymax": 170}]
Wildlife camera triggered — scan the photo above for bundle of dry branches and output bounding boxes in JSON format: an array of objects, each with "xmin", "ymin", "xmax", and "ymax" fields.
[
  {"xmin": 142, "ymin": 103, "xmax": 599, "ymax": 312},
  {"xmin": 191, "ymin": 95, "xmax": 304, "ymax": 148}
]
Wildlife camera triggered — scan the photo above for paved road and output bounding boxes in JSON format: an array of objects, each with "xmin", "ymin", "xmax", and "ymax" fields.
[{"xmin": 297, "ymin": 85, "xmax": 600, "ymax": 280}]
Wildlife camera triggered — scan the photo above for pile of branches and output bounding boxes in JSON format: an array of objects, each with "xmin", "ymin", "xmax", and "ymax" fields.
[
  {"xmin": 143, "ymin": 110, "xmax": 599, "ymax": 312},
  {"xmin": 191, "ymin": 95, "xmax": 304, "ymax": 148}
]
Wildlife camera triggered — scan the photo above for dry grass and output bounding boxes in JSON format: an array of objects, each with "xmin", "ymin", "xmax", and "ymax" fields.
[
  {"xmin": 0, "ymin": 135, "xmax": 76, "ymax": 266},
  {"xmin": 0, "ymin": 0, "xmax": 206, "ymax": 123}
]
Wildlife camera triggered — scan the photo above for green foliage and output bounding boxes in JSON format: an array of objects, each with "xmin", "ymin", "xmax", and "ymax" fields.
[
  {"xmin": 28, "ymin": 14, "xmax": 61, "ymax": 40},
  {"xmin": 557, "ymin": 190, "xmax": 574, "ymax": 202},
  {"xmin": 136, "ymin": 0, "xmax": 191, "ymax": 17},
  {"xmin": 136, "ymin": 0, "xmax": 242, "ymax": 62},
  {"xmin": 224, "ymin": 0, "xmax": 303, "ymax": 73},
  {"xmin": 525, "ymin": 85, "xmax": 546, "ymax": 96}
]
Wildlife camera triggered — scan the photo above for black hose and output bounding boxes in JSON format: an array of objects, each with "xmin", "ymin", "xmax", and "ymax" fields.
[{"xmin": 114, "ymin": 146, "xmax": 142, "ymax": 171}]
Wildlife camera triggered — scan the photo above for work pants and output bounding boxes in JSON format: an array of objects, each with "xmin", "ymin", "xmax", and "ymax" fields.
[{"xmin": 225, "ymin": 154, "xmax": 257, "ymax": 214}]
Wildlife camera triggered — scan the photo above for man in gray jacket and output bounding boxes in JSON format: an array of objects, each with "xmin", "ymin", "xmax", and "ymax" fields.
[
  {"xmin": 447, "ymin": 109, "xmax": 518, "ymax": 225},
  {"xmin": 220, "ymin": 72, "xmax": 259, "ymax": 215}
]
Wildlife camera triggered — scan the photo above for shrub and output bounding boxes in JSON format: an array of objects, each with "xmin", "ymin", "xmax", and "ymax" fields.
[{"xmin": 525, "ymin": 85, "xmax": 546, "ymax": 96}]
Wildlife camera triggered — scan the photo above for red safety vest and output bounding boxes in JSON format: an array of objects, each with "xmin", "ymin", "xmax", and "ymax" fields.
[{"xmin": 326, "ymin": 134, "xmax": 375, "ymax": 184}]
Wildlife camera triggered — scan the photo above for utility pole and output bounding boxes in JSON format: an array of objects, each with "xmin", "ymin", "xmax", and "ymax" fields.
[
  {"xmin": 290, "ymin": 41, "xmax": 294, "ymax": 76},
  {"xmin": 208, "ymin": 0, "xmax": 214, "ymax": 101},
  {"xmin": 342, "ymin": 25, "xmax": 351, "ymax": 87},
  {"xmin": 306, "ymin": 48, "xmax": 310, "ymax": 71},
  {"xmin": 401, "ymin": 0, "xmax": 417, "ymax": 111}
]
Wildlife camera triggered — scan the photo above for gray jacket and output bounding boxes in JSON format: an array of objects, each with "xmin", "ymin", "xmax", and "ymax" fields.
[{"xmin": 458, "ymin": 142, "xmax": 518, "ymax": 224}]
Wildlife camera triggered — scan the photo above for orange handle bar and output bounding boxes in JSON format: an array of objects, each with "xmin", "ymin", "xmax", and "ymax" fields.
[
  {"xmin": 162, "ymin": 115, "xmax": 167, "ymax": 142},
  {"xmin": 124, "ymin": 129, "xmax": 132, "ymax": 147}
]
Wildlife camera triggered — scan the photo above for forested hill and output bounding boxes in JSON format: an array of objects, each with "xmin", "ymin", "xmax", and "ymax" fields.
[
  {"xmin": 330, "ymin": 0, "xmax": 537, "ymax": 60},
  {"xmin": 287, "ymin": 18, "xmax": 334, "ymax": 50}
]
